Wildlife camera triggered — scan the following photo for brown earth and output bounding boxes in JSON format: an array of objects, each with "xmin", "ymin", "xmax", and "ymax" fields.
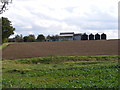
[{"xmin": 2, "ymin": 39, "xmax": 119, "ymax": 60}]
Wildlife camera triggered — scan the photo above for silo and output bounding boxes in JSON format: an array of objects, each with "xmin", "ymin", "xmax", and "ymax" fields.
[
  {"xmin": 101, "ymin": 33, "xmax": 106, "ymax": 40},
  {"xmin": 95, "ymin": 33, "xmax": 100, "ymax": 40},
  {"xmin": 89, "ymin": 33, "xmax": 94, "ymax": 40},
  {"xmin": 81, "ymin": 33, "xmax": 88, "ymax": 40}
]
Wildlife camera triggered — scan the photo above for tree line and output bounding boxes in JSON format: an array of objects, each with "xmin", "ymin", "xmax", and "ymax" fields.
[
  {"xmin": 1, "ymin": 17, "xmax": 60, "ymax": 43},
  {"xmin": 8, "ymin": 34, "xmax": 60, "ymax": 42},
  {"xmin": 1, "ymin": 17, "xmax": 107, "ymax": 43}
]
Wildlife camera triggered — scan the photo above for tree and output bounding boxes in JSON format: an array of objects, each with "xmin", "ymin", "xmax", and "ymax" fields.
[
  {"xmin": 14, "ymin": 34, "xmax": 23, "ymax": 42},
  {"xmin": 23, "ymin": 35, "xmax": 36, "ymax": 42},
  {"xmin": 2, "ymin": 17, "xmax": 15, "ymax": 43},
  {"xmin": 0, "ymin": 0, "xmax": 12, "ymax": 14},
  {"xmin": 46, "ymin": 35, "xmax": 51, "ymax": 41},
  {"xmin": 50, "ymin": 35, "xmax": 59, "ymax": 41},
  {"xmin": 54, "ymin": 35, "xmax": 59, "ymax": 41},
  {"xmin": 46, "ymin": 35, "xmax": 53, "ymax": 41},
  {"xmin": 23, "ymin": 36, "xmax": 29, "ymax": 42},
  {"xmin": 28, "ymin": 34, "xmax": 36, "ymax": 42},
  {"xmin": 36, "ymin": 34, "xmax": 45, "ymax": 42},
  {"xmin": 50, "ymin": 35, "xmax": 55, "ymax": 41}
]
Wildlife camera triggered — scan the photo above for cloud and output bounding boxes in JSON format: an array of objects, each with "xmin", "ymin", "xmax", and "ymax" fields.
[
  {"xmin": 21, "ymin": 25, "xmax": 32, "ymax": 29},
  {"xmin": 64, "ymin": 6, "xmax": 117, "ymax": 30},
  {"xmin": 2, "ymin": 0, "xmax": 118, "ymax": 39}
]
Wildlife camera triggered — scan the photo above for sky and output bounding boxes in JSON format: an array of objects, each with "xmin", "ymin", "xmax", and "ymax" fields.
[{"xmin": 1, "ymin": 0, "xmax": 119, "ymax": 39}]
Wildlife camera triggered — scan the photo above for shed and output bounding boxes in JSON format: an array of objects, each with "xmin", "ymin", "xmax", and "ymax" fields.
[
  {"xmin": 81, "ymin": 33, "xmax": 88, "ymax": 40},
  {"xmin": 95, "ymin": 33, "xmax": 100, "ymax": 40},
  {"xmin": 89, "ymin": 33, "xmax": 94, "ymax": 40},
  {"xmin": 101, "ymin": 33, "xmax": 106, "ymax": 40}
]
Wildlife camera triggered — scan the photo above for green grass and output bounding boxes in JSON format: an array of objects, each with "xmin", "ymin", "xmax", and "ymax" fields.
[
  {"xmin": 2, "ymin": 56, "xmax": 119, "ymax": 88},
  {"xmin": 0, "ymin": 43, "xmax": 12, "ymax": 50},
  {"xmin": 14, "ymin": 55, "xmax": 119, "ymax": 64}
]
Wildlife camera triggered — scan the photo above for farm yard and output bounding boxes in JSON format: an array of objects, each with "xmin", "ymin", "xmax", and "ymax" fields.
[{"xmin": 2, "ymin": 39, "xmax": 119, "ymax": 88}]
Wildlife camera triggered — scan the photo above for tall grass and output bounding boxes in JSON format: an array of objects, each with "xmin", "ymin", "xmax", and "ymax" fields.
[{"xmin": 13, "ymin": 55, "xmax": 119, "ymax": 64}]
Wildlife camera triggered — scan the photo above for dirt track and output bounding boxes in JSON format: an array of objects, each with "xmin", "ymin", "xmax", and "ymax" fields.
[{"xmin": 2, "ymin": 40, "xmax": 119, "ymax": 60}]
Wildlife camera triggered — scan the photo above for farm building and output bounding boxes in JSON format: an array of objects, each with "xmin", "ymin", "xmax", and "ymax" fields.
[
  {"xmin": 81, "ymin": 33, "xmax": 88, "ymax": 40},
  {"xmin": 89, "ymin": 33, "xmax": 94, "ymax": 40},
  {"xmin": 8, "ymin": 32, "xmax": 107, "ymax": 42},
  {"xmin": 58, "ymin": 32, "xmax": 107, "ymax": 41},
  {"xmin": 59, "ymin": 32, "xmax": 74, "ymax": 41},
  {"xmin": 59, "ymin": 32, "xmax": 82, "ymax": 41},
  {"xmin": 101, "ymin": 33, "xmax": 106, "ymax": 40},
  {"xmin": 95, "ymin": 33, "xmax": 100, "ymax": 40}
]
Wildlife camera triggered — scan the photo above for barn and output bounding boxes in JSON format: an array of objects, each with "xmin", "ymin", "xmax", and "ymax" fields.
[
  {"xmin": 95, "ymin": 33, "xmax": 100, "ymax": 40},
  {"xmin": 81, "ymin": 33, "xmax": 88, "ymax": 40},
  {"xmin": 59, "ymin": 32, "xmax": 82, "ymax": 41},
  {"xmin": 101, "ymin": 33, "xmax": 106, "ymax": 40},
  {"xmin": 59, "ymin": 32, "xmax": 74, "ymax": 41},
  {"xmin": 89, "ymin": 33, "xmax": 94, "ymax": 40}
]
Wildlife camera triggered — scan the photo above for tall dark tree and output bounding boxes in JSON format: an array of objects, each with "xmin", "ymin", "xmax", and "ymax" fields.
[
  {"xmin": 36, "ymin": 34, "xmax": 45, "ymax": 42},
  {"xmin": 2, "ymin": 17, "xmax": 15, "ymax": 43}
]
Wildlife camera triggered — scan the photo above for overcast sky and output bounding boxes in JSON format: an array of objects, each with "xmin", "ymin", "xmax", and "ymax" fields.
[{"xmin": 2, "ymin": 0, "xmax": 119, "ymax": 39}]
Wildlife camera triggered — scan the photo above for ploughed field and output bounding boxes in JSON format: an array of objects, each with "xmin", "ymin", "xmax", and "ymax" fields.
[{"xmin": 2, "ymin": 40, "xmax": 119, "ymax": 60}]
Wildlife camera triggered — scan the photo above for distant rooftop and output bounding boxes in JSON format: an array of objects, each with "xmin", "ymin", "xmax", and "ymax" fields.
[
  {"xmin": 59, "ymin": 32, "xmax": 82, "ymax": 37},
  {"xmin": 60, "ymin": 32, "xmax": 74, "ymax": 35},
  {"xmin": 59, "ymin": 34, "xmax": 74, "ymax": 37}
]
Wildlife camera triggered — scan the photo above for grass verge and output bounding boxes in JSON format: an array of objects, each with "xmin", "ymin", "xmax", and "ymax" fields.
[{"xmin": 0, "ymin": 43, "xmax": 12, "ymax": 50}]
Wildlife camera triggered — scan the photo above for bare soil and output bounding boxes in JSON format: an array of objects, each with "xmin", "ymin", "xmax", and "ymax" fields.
[{"xmin": 2, "ymin": 39, "xmax": 119, "ymax": 60}]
